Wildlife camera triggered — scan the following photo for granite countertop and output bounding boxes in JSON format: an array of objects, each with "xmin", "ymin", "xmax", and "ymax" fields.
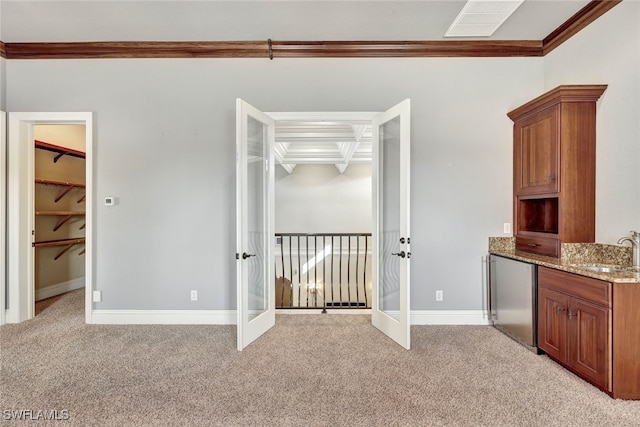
[{"xmin": 489, "ymin": 237, "xmax": 640, "ymax": 284}]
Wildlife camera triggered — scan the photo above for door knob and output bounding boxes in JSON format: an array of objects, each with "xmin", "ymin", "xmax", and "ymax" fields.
[
  {"xmin": 391, "ymin": 251, "xmax": 406, "ymax": 258},
  {"xmin": 242, "ymin": 252, "xmax": 255, "ymax": 259}
]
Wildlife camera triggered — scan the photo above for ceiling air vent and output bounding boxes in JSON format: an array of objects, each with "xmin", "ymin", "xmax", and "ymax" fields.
[{"xmin": 444, "ymin": 0, "xmax": 525, "ymax": 37}]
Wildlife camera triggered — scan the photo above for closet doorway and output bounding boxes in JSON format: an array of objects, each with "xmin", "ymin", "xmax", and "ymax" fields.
[
  {"xmin": 33, "ymin": 125, "xmax": 87, "ymax": 316},
  {"xmin": 6, "ymin": 112, "xmax": 93, "ymax": 324}
]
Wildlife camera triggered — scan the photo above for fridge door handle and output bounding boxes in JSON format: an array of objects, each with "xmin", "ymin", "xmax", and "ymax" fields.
[{"xmin": 486, "ymin": 255, "xmax": 495, "ymax": 321}]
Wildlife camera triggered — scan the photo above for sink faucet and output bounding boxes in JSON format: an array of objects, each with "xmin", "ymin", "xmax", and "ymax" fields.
[{"xmin": 617, "ymin": 231, "xmax": 640, "ymax": 268}]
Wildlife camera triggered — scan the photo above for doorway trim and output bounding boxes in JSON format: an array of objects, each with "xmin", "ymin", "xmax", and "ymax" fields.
[
  {"xmin": 1, "ymin": 111, "xmax": 6, "ymax": 325},
  {"xmin": 6, "ymin": 112, "xmax": 93, "ymax": 324},
  {"xmin": 266, "ymin": 110, "xmax": 378, "ymax": 307}
]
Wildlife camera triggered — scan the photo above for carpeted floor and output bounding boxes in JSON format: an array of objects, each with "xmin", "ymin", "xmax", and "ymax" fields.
[{"xmin": 1, "ymin": 289, "xmax": 640, "ymax": 426}]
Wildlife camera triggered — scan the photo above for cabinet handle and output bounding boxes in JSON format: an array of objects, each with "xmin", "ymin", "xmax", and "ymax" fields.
[
  {"xmin": 556, "ymin": 305, "xmax": 565, "ymax": 315},
  {"xmin": 548, "ymin": 175, "xmax": 554, "ymax": 183},
  {"xmin": 568, "ymin": 308, "xmax": 576, "ymax": 320},
  {"xmin": 527, "ymin": 243, "xmax": 539, "ymax": 247}
]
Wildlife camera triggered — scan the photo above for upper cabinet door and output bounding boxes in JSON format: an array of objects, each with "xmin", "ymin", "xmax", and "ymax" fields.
[{"xmin": 513, "ymin": 105, "xmax": 560, "ymax": 196}]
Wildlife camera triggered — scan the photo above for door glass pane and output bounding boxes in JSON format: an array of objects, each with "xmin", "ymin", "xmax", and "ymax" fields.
[
  {"xmin": 379, "ymin": 116, "xmax": 401, "ymax": 320},
  {"xmin": 247, "ymin": 116, "xmax": 267, "ymax": 320}
]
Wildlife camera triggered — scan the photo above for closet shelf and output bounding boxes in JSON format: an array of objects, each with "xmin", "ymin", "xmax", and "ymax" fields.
[
  {"xmin": 35, "ymin": 178, "xmax": 86, "ymax": 203},
  {"xmin": 35, "ymin": 211, "xmax": 86, "ymax": 232},
  {"xmin": 33, "ymin": 238, "xmax": 85, "ymax": 260},
  {"xmin": 35, "ymin": 140, "xmax": 86, "ymax": 163}
]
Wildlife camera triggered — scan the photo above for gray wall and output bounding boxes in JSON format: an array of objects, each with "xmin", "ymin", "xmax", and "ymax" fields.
[
  {"xmin": 6, "ymin": 57, "xmax": 543, "ymax": 311},
  {"xmin": 543, "ymin": 1, "xmax": 640, "ymax": 244}
]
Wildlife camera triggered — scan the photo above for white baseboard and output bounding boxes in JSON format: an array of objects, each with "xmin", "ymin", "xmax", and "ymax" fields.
[
  {"xmin": 411, "ymin": 310, "xmax": 490, "ymax": 325},
  {"xmin": 90, "ymin": 310, "xmax": 236, "ymax": 325},
  {"xmin": 36, "ymin": 278, "xmax": 85, "ymax": 301},
  {"xmin": 89, "ymin": 309, "xmax": 489, "ymax": 325}
]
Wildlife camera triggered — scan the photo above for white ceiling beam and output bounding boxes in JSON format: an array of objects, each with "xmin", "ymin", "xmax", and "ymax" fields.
[
  {"xmin": 274, "ymin": 142, "xmax": 296, "ymax": 174},
  {"xmin": 335, "ymin": 164, "xmax": 348, "ymax": 174}
]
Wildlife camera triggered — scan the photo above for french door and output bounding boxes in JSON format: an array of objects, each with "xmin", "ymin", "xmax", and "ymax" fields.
[
  {"xmin": 236, "ymin": 99, "xmax": 410, "ymax": 350},
  {"xmin": 236, "ymin": 99, "xmax": 276, "ymax": 351},
  {"xmin": 371, "ymin": 99, "xmax": 411, "ymax": 350}
]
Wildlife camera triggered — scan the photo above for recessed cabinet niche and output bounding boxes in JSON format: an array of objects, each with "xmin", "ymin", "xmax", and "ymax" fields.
[{"xmin": 508, "ymin": 85, "xmax": 607, "ymax": 257}]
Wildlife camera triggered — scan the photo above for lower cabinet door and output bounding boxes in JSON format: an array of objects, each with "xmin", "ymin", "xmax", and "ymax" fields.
[
  {"xmin": 569, "ymin": 298, "xmax": 611, "ymax": 391},
  {"xmin": 538, "ymin": 285, "xmax": 568, "ymax": 363}
]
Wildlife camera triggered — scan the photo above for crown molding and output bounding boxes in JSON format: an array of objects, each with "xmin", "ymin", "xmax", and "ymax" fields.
[
  {"xmin": 4, "ymin": 40, "xmax": 543, "ymax": 59},
  {"xmin": 271, "ymin": 40, "xmax": 543, "ymax": 58},
  {"xmin": 542, "ymin": 0, "xmax": 621, "ymax": 55},
  {"xmin": 4, "ymin": 41, "xmax": 268, "ymax": 59},
  {"xmin": 0, "ymin": 0, "xmax": 621, "ymax": 60}
]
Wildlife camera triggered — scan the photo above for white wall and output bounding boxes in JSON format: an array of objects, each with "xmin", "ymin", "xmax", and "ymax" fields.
[
  {"xmin": 275, "ymin": 164, "xmax": 372, "ymax": 234},
  {"xmin": 543, "ymin": 2, "xmax": 640, "ymax": 245},
  {"xmin": 5, "ymin": 57, "xmax": 542, "ymax": 311}
]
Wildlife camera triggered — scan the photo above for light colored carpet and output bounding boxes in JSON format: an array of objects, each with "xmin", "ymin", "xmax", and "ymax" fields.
[{"xmin": 1, "ymin": 289, "xmax": 639, "ymax": 426}]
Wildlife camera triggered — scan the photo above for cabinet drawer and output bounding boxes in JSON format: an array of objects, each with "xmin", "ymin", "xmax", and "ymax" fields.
[
  {"xmin": 516, "ymin": 235, "xmax": 559, "ymax": 257},
  {"xmin": 538, "ymin": 266, "xmax": 611, "ymax": 308}
]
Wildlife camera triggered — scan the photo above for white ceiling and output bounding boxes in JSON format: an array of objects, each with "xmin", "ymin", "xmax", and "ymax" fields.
[
  {"xmin": 0, "ymin": 1, "xmax": 591, "ymax": 43},
  {"xmin": 0, "ymin": 0, "xmax": 595, "ymax": 173}
]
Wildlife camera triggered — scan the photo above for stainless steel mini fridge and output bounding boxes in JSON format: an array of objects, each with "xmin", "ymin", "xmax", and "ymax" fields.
[{"xmin": 488, "ymin": 254, "xmax": 539, "ymax": 353}]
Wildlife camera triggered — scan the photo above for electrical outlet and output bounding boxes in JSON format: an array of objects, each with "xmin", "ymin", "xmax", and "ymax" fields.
[
  {"xmin": 503, "ymin": 223, "xmax": 511, "ymax": 234},
  {"xmin": 92, "ymin": 290, "xmax": 102, "ymax": 303},
  {"xmin": 190, "ymin": 290, "xmax": 198, "ymax": 301},
  {"xmin": 435, "ymin": 290, "xmax": 443, "ymax": 302}
]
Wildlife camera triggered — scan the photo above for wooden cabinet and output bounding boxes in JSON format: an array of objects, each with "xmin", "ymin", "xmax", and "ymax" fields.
[
  {"xmin": 514, "ymin": 105, "xmax": 559, "ymax": 195},
  {"xmin": 538, "ymin": 267, "xmax": 640, "ymax": 399},
  {"xmin": 509, "ymin": 85, "xmax": 606, "ymax": 257}
]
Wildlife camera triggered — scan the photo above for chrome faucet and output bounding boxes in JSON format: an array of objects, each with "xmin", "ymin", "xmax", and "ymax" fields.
[{"xmin": 617, "ymin": 231, "xmax": 640, "ymax": 268}]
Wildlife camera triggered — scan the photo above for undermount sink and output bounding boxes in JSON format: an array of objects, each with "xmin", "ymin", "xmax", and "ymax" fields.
[{"xmin": 569, "ymin": 263, "xmax": 634, "ymax": 273}]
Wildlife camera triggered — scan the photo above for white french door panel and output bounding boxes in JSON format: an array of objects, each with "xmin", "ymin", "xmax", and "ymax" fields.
[
  {"xmin": 371, "ymin": 99, "xmax": 411, "ymax": 350},
  {"xmin": 236, "ymin": 99, "xmax": 276, "ymax": 351}
]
